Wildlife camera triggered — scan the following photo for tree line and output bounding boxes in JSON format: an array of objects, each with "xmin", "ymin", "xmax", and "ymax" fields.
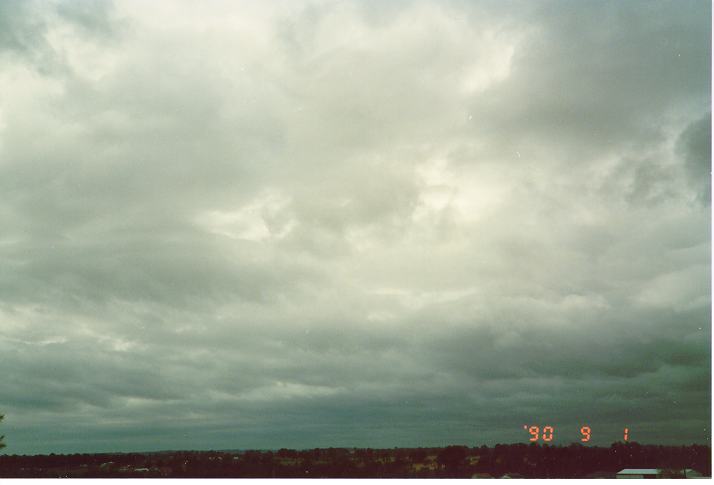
[{"xmin": 0, "ymin": 442, "xmax": 710, "ymax": 478}]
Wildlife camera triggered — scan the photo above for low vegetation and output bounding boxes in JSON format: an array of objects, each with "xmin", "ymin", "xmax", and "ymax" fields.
[{"xmin": 0, "ymin": 442, "xmax": 709, "ymax": 478}]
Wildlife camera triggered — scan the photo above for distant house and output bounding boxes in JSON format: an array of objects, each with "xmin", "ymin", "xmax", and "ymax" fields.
[
  {"xmin": 467, "ymin": 456, "xmax": 481, "ymax": 465},
  {"xmin": 616, "ymin": 469, "xmax": 706, "ymax": 479},
  {"xmin": 683, "ymin": 469, "xmax": 704, "ymax": 478},
  {"xmin": 616, "ymin": 469, "xmax": 660, "ymax": 479}
]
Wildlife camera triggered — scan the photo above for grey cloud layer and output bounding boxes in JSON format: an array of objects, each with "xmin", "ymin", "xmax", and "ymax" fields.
[{"xmin": 0, "ymin": 0, "xmax": 710, "ymax": 454}]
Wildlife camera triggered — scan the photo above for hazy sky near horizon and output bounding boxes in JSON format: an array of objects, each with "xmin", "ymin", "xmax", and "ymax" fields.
[{"xmin": 0, "ymin": 0, "xmax": 710, "ymax": 454}]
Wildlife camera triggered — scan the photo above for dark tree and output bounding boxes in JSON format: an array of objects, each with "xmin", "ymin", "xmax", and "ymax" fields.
[
  {"xmin": 437, "ymin": 445, "xmax": 468, "ymax": 477},
  {"xmin": 0, "ymin": 415, "xmax": 5, "ymax": 450}
]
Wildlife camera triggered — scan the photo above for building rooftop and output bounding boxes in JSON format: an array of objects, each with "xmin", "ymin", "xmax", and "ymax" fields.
[{"xmin": 617, "ymin": 469, "xmax": 659, "ymax": 475}]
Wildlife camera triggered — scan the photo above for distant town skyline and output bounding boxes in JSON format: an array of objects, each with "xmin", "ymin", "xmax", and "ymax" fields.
[{"xmin": 0, "ymin": 0, "xmax": 710, "ymax": 455}]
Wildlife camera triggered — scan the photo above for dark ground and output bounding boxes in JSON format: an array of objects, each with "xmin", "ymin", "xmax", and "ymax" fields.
[{"xmin": 0, "ymin": 442, "xmax": 710, "ymax": 478}]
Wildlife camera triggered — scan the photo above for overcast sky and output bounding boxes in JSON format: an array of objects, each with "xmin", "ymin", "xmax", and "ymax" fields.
[{"xmin": 0, "ymin": 0, "xmax": 710, "ymax": 455}]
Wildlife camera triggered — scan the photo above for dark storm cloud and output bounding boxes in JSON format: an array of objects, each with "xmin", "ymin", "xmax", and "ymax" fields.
[{"xmin": 0, "ymin": 0, "xmax": 709, "ymax": 454}]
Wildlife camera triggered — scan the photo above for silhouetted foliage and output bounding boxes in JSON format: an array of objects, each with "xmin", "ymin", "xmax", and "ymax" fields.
[
  {"xmin": 0, "ymin": 415, "xmax": 5, "ymax": 451},
  {"xmin": 0, "ymin": 442, "xmax": 709, "ymax": 478},
  {"xmin": 437, "ymin": 445, "xmax": 468, "ymax": 476}
]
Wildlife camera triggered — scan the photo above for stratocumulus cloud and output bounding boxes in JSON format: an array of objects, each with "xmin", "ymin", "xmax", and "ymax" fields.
[{"xmin": 0, "ymin": 0, "xmax": 710, "ymax": 454}]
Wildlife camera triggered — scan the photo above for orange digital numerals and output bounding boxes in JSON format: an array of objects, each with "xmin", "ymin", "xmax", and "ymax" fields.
[
  {"xmin": 525, "ymin": 425, "xmax": 629, "ymax": 443},
  {"xmin": 525, "ymin": 425, "xmax": 555, "ymax": 442}
]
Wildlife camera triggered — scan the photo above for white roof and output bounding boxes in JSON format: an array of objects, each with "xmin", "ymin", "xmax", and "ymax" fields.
[{"xmin": 617, "ymin": 469, "xmax": 659, "ymax": 475}]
